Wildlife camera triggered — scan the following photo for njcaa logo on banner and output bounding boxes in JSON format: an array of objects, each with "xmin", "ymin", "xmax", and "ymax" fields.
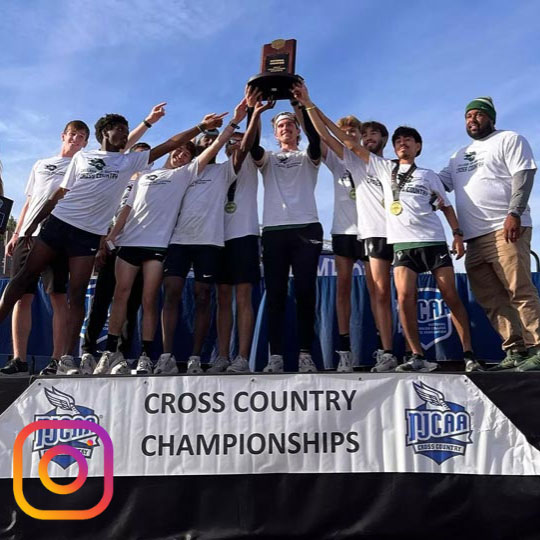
[
  {"xmin": 32, "ymin": 387, "xmax": 101, "ymax": 469},
  {"xmin": 417, "ymin": 287, "xmax": 452, "ymax": 349},
  {"xmin": 405, "ymin": 382, "xmax": 472, "ymax": 464}
]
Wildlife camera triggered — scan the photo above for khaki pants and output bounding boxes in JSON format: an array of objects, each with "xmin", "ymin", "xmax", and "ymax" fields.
[{"xmin": 465, "ymin": 227, "xmax": 540, "ymax": 351}]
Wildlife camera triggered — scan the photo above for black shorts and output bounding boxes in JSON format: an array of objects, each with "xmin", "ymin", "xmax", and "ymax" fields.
[
  {"xmin": 217, "ymin": 235, "xmax": 261, "ymax": 285},
  {"xmin": 11, "ymin": 236, "xmax": 69, "ymax": 295},
  {"xmin": 117, "ymin": 246, "xmax": 167, "ymax": 267},
  {"xmin": 393, "ymin": 244, "xmax": 453, "ymax": 273},
  {"xmin": 332, "ymin": 234, "xmax": 365, "ymax": 260},
  {"xmin": 39, "ymin": 214, "xmax": 101, "ymax": 257},
  {"xmin": 163, "ymin": 244, "xmax": 222, "ymax": 283},
  {"xmin": 363, "ymin": 237, "xmax": 394, "ymax": 262}
]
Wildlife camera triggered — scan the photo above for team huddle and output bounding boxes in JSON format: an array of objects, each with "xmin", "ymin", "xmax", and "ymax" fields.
[{"xmin": 0, "ymin": 83, "xmax": 539, "ymax": 377}]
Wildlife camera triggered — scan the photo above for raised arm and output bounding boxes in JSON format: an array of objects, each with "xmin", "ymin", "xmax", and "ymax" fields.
[
  {"xmin": 148, "ymin": 112, "xmax": 227, "ymax": 164},
  {"xmin": 290, "ymin": 83, "xmax": 321, "ymax": 163},
  {"xmin": 124, "ymin": 102, "xmax": 166, "ymax": 151}
]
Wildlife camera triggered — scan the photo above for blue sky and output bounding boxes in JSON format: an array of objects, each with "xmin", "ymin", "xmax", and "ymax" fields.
[{"xmin": 1, "ymin": 0, "xmax": 539, "ymax": 269}]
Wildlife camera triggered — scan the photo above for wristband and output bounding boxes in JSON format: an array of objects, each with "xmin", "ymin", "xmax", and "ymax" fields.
[
  {"xmin": 143, "ymin": 120, "xmax": 152, "ymax": 128},
  {"xmin": 509, "ymin": 211, "xmax": 521, "ymax": 219},
  {"xmin": 452, "ymin": 228, "xmax": 464, "ymax": 237},
  {"xmin": 197, "ymin": 124, "xmax": 206, "ymax": 133},
  {"xmin": 290, "ymin": 99, "xmax": 299, "ymax": 106},
  {"xmin": 305, "ymin": 105, "xmax": 317, "ymax": 112},
  {"xmin": 229, "ymin": 121, "xmax": 240, "ymax": 130}
]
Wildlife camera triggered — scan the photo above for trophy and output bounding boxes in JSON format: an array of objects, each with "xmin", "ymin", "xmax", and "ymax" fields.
[{"xmin": 247, "ymin": 39, "xmax": 302, "ymax": 100}]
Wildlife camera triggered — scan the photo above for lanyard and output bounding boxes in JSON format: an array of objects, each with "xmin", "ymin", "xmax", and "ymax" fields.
[{"xmin": 391, "ymin": 162, "xmax": 416, "ymax": 202}]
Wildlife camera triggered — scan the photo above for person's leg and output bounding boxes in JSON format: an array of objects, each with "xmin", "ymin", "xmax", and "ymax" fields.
[
  {"xmin": 140, "ymin": 259, "xmax": 164, "ymax": 352},
  {"xmin": 262, "ymin": 230, "xmax": 292, "ymax": 358},
  {"xmin": 393, "ymin": 266, "xmax": 422, "ymax": 355},
  {"xmin": 0, "ymin": 239, "xmax": 57, "ymax": 322},
  {"xmin": 122, "ymin": 270, "xmax": 143, "ymax": 356},
  {"xmin": 236, "ymin": 283, "xmax": 254, "ymax": 359},
  {"xmin": 65, "ymin": 255, "xmax": 98, "ymax": 356},
  {"xmin": 367, "ymin": 258, "xmax": 393, "ymax": 351},
  {"xmin": 49, "ymin": 293, "xmax": 68, "ymax": 359},
  {"xmin": 335, "ymin": 255, "xmax": 354, "ymax": 349},
  {"xmin": 11, "ymin": 294, "xmax": 34, "ymax": 362},
  {"xmin": 192, "ymin": 281, "xmax": 212, "ymax": 356},
  {"xmin": 83, "ymin": 253, "xmax": 116, "ymax": 354},
  {"xmin": 433, "ymin": 266, "xmax": 472, "ymax": 352},
  {"xmin": 217, "ymin": 284, "xmax": 233, "ymax": 358},
  {"xmin": 161, "ymin": 276, "xmax": 185, "ymax": 353}
]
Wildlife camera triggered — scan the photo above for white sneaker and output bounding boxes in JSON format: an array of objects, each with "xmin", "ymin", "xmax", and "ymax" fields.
[
  {"xmin": 396, "ymin": 355, "xmax": 438, "ymax": 373},
  {"xmin": 298, "ymin": 352, "xmax": 317, "ymax": 373},
  {"xmin": 372, "ymin": 349, "xmax": 384, "ymax": 364},
  {"xmin": 80, "ymin": 353, "xmax": 96, "ymax": 375},
  {"xmin": 206, "ymin": 356, "xmax": 230, "ymax": 374},
  {"xmin": 93, "ymin": 351, "xmax": 125, "ymax": 375},
  {"xmin": 187, "ymin": 356, "xmax": 203, "ymax": 374},
  {"xmin": 154, "ymin": 353, "xmax": 179, "ymax": 375},
  {"xmin": 371, "ymin": 352, "xmax": 398, "ymax": 373},
  {"xmin": 110, "ymin": 360, "xmax": 130, "ymax": 375},
  {"xmin": 59, "ymin": 355, "xmax": 79, "ymax": 375},
  {"xmin": 263, "ymin": 354, "xmax": 284, "ymax": 373},
  {"xmin": 135, "ymin": 353, "xmax": 153, "ymax": 374},
  {"xmin": 227, "ymin": 355, "xmax": 251, "ymax": 374},
  {"xmin": 465, "ymin": 359, "xmax": 483, "ymax": 372},
  {"xmin": 336, "ymin": 351, "xmax": 353, "ymax": 372}
]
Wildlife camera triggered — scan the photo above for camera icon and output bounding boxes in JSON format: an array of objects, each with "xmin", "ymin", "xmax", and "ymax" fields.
[{"xmin": 13, "ymin": 419, "xmax": 114, "ymax": 520}]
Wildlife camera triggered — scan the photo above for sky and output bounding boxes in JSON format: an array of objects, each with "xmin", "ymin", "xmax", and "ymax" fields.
[{"xmin": 1, "ymin": 0, "xmax": 539, "ymax": 271}]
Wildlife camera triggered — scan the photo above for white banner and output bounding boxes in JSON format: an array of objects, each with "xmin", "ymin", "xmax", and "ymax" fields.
[{"xmin": 1, "ymin": 373, "xmax": 539, "ymax": 479}]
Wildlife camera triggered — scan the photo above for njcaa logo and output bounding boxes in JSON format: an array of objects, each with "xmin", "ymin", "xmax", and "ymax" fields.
[
  {"xmin": 406, "ymin": 381, "xmax": 472, "ymax": 464},
  {"xmin": 32, "ymin": 387, "xmax": 101, "ymax": 470},
  {"xmin": 416, "ymin": 287, "xmax": 452, "ymax": 349},
  {"xmin": 463, "ymin": 151, "xmax": 476, "ymax": 162},
  {"xmin": 88, "ymin": 158, "xmax": 107, "ymax": 171}
]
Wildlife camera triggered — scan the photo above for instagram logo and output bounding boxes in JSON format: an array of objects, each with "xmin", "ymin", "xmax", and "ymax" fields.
[{"xmin": 13, "ymin": 419, "xmax": 114, "ymax": 520}]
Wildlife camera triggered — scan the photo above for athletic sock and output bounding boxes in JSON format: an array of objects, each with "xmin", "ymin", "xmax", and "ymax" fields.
[
  {"xmin": 339, "ymin": 334, "xmax": 351, "ymax": 352},
  {"xmin": 106, "ymin": 334, "xmax": 119, "ymax": 353},
  {"xmin": 384, "ymin": 349, "xmax": 392, "ymax": 355},
  {"xmin": 142, "ymin": 340, "xmax": 153, "ymax": 357},
  {"xmin": 464, "ymin": 350, "xmax": 475, "ymax": 360}
]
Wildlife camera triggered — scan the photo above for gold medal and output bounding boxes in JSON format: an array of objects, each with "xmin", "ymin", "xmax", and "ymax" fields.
[
  {"xmin": 349, "ymin": 188, "xmax": 356, "ymax": 201},
  {"xmin": 390, "ymin": 201, "xmax": 403, "ymax": 216},
  {"xmin": 225, "ymin": 201, "xmax": 237, "ymax": 214}
]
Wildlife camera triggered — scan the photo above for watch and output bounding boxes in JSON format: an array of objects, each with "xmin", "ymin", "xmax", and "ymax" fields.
[
  {"xmin": 509, "ymin": 212, "xmax": 521, "ymax": 219},
  {"xmin": 452, "ymin": 228, "xmax": 464, "ymax": 237}
]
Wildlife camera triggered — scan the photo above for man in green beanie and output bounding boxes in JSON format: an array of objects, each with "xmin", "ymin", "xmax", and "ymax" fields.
[{"xmin": 439, "ymin": 97, "xmax": 540, "ymax": 371}]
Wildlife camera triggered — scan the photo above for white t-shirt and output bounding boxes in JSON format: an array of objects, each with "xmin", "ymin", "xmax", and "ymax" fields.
[
  {"xmin": 169, "ymin": 160, "xmax": 236, "ymax": 247},
  {"xmin": 323, "ymin": 148, "xmax": 358, "ymax": 235},
  {"xmin": 20, "ymin": 156, "xmax": 72, "ymax": 237},
  {"xmin": 117, "ymin": 161, "xmax": 198, "ymax": 248},
  {"xmin": 224, "ymin": 156, "xmax": 260, "ymax": 241},
  {"xmin": 52, "ymin": 149, "xmax": 150, "ymax": 235},
  {"xmin": 368, "ymin": 155, "xmax": 450, "ymax": 244},
  {"xmin": 438, "ymin": 130, "xmax": 537, "ymax": 241},
  {"xmin": 259, "ymin": 149, "xmax": 319, "ymax": 228},
  {"xmin": 342, "ymin": 148, "xmax": 387, "ymax": 239}
]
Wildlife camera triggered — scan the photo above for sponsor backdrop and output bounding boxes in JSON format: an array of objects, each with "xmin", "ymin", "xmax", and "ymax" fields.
[
  {"xmin": 1, "ymin": 374, "xmax": 540, "ymax": 538},
  {"xmin": 1, "ymin": 269, "xmax": 539, "ymax": 370}
]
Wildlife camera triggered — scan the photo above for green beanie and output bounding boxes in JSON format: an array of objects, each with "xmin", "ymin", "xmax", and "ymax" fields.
[{"xmin": 465, "ymin": 97, "xmax": 496, "ymax": 123}]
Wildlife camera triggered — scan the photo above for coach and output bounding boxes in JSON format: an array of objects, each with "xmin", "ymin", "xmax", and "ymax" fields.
[{"xmin": 440, "ymin": 97, "xmax": 540, "ymax": 371}]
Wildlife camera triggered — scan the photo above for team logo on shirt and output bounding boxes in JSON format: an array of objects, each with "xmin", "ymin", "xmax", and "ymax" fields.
[
  {"xmin": 44, "ymin": 164, "xmax": 58, "ymax": 172},
  {"xmin": 277, "ymin": 154, "xmax": 289, "ymax": 163},
  {"xmin": 463, "ymin": 151, "xmax": 476, "ymax": 162},
  {"xmin": 405, "ymin": 381, "xmax": 473, "ymax": 464},
  {"xmin": 88, "ymin": 158, "xmax": 107, "ymax": 171},
  {"xmin": 145, "ymin": 174, "xmax": 158, "ymax": 181},
  {"xmin": 457, "ymin": 151, "xmax": 484, "ymax": 173},
  {"xmin": 32, "ymin": 387, "xmax": 101, "ymax": 470}
]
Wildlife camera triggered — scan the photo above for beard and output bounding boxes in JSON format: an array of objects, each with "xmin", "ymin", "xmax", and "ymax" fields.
[
  {"xmin": 365, "ymin": 141, "xmax": 384, "ymax": 155},
  {"xmin": 466, "ymin": 123, "xmax": 494, "ymax": 140}
]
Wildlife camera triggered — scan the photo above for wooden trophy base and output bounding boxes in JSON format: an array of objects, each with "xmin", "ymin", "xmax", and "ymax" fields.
[{"xmin": 247, "ymin": 72, "xmax": 302, "ymax": 100}]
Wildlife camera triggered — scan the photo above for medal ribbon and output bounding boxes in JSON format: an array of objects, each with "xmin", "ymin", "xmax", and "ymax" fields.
[{"xmin": 391, "ymin": 161, "xmax": 417, "ymax": 203}]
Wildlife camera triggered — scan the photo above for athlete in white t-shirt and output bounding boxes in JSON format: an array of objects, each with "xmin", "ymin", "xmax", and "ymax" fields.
[
  {"xmin": 0, "ymin": 110, "xmax": 227, "ymax": 375},
  {"xmin": 161, "ymin": 95, "xmax": 257, "ymax": 375},
  {"xmin": 249, "ymin": 83, "xmax": 323, "ymax": 373},
  {"xmin": 439, "ymin": 97, "xmax": 540, "ymax": 371},
  {"xmin": 0, "ymin": 121, "xmax": 89, "ymax": 376}
]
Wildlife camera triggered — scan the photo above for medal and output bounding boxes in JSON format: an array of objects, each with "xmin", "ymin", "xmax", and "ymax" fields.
[
  {"xmin": 390, "ymin": 201, "xmax": 403, "ymax": 216},
  {"xmin": 349, "ymin": 188, "xmax": 356, "ymax": 201},
  {"xmin": 225, "ymin": 201, "xmax": 237, "ymax": 214}
]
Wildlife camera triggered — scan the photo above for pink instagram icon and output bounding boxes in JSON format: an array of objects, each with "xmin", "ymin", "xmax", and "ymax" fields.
[{"xmin": 13, "ymin": 419, "xmax": 114, "ymax": 520}]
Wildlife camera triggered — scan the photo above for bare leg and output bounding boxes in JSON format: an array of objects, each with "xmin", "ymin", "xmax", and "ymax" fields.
[
  {"xmin": 12, "ymin": 294, "xmax": 34, "ymax": 361},
  {"xmin": 192, "ymin": 281, "xmax": 212, "ymax": 356},
  {"xmin": 236, "ymin": 283, "xmax": 254, "ymax": 359},
  {"xmin": 433, "ymin": 266, "xmax": 472, "ymax": 352},
  {"xmin": 393, "ymin": 266, "xmax": 422, "ymax": 354},
  {"xmin": 217, "ymin": 284, "xmax": 233, "ymax": 357},
  {"xmin": 140, "ymin": 260, "xmax": 163, "ymax": 342},
  {"xmin": 335, "ymin": 255, "xmax": 354, "ymax": 337},
  {"xmin": 49, "ymin": 292, "xmax": 68, "ymax": 358},
  {"xmin": 66, "ymin": 255, "xmax": 96, "ymax": 355},
  {"xmin": 366, "ymin": 258, "xmax": 393, "ymax": 350},
  {"xmin": 0, "ymin": 239, "xmax": 57, "ymax": 322},
  {"xmin": 108, "ymin": 257, "xmax": 139, "ymax": 336},
  {"xmin": 161, "ymin": 276, "xmax": 185, "ymax": 353}
]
